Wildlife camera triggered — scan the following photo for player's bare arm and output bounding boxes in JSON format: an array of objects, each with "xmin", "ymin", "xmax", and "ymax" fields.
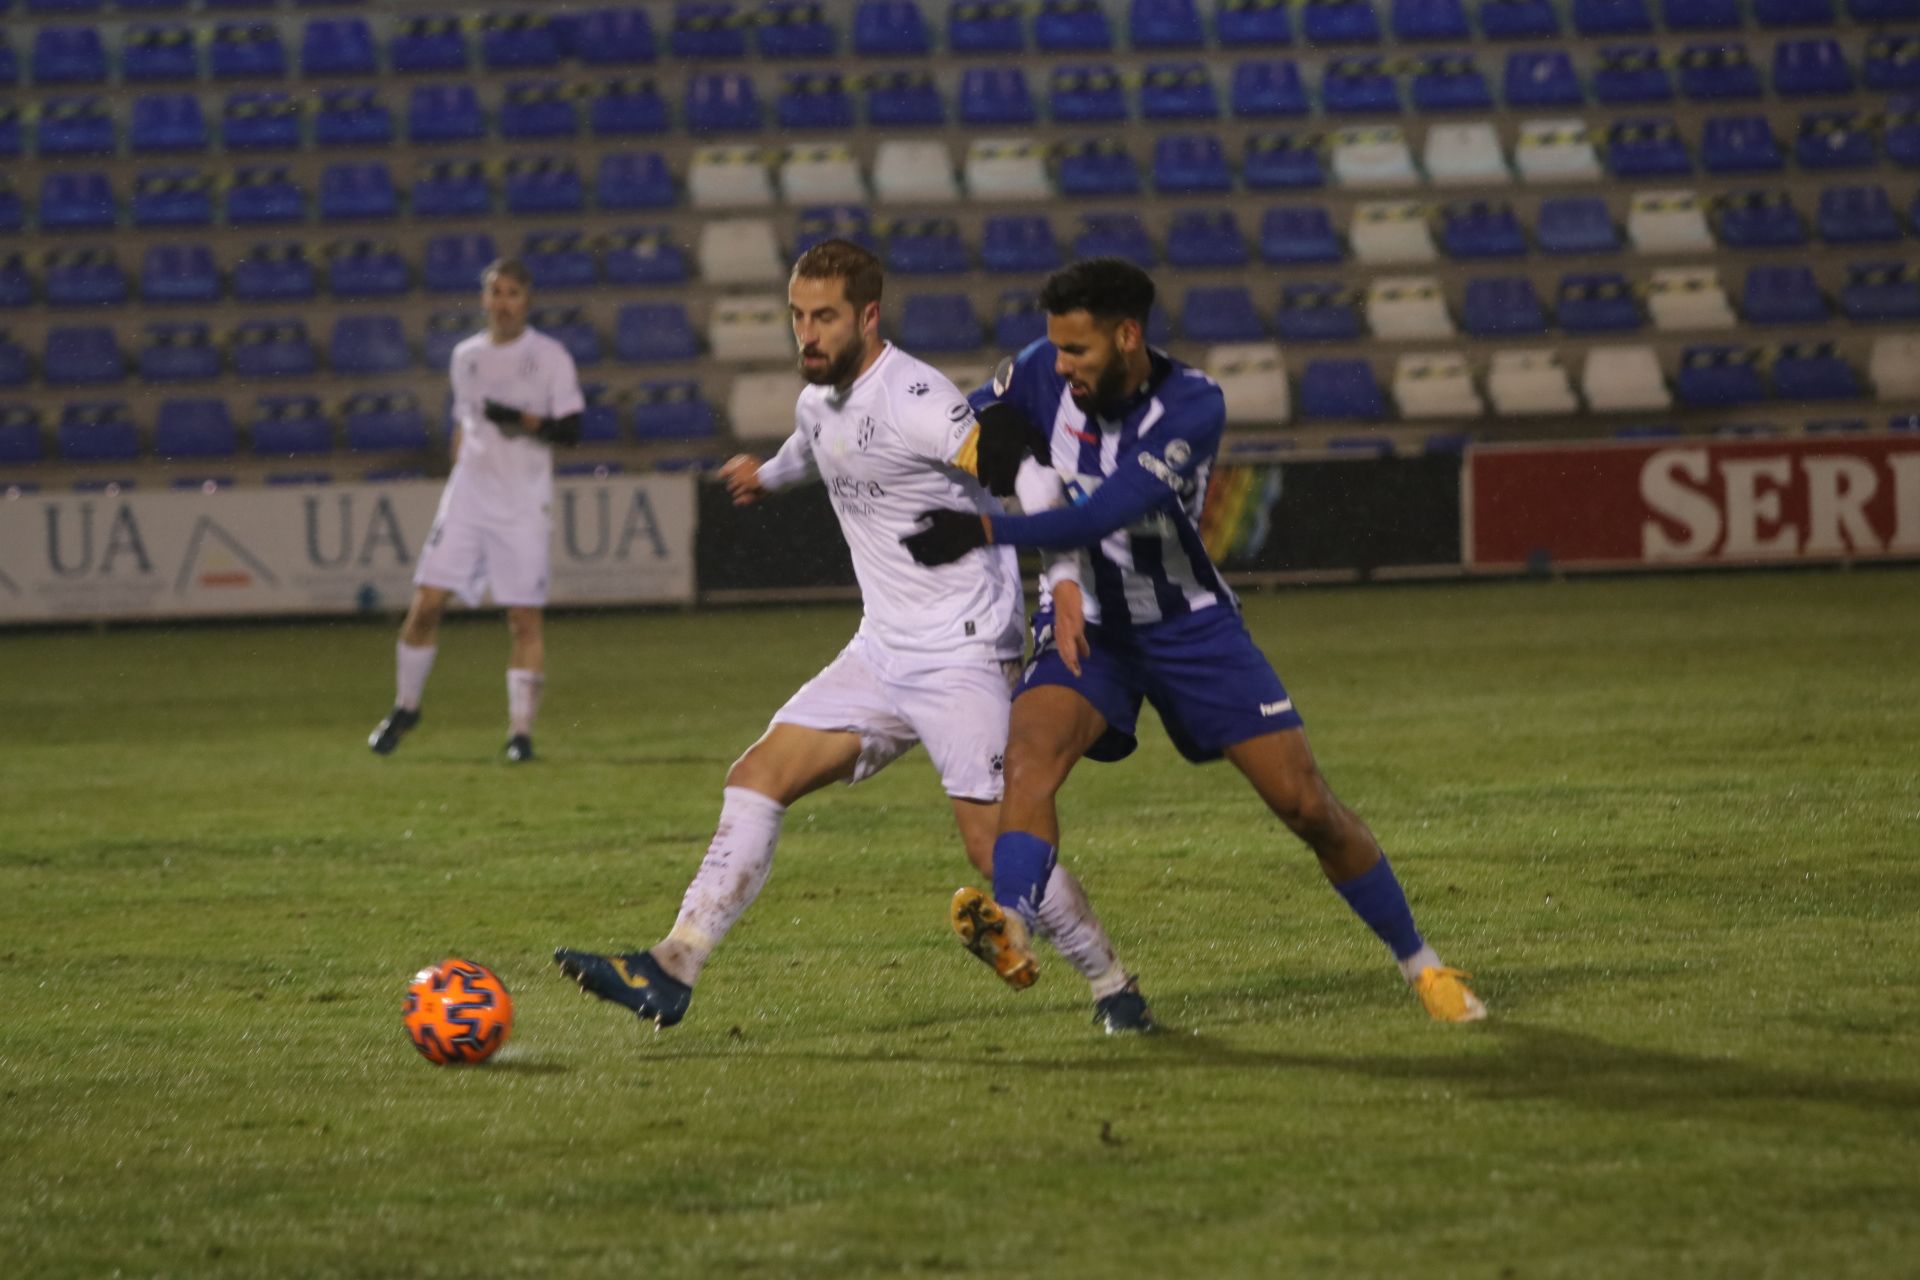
[{"xmin": 719, "ymin": 454, "xmax": 767, "ymax": 505}]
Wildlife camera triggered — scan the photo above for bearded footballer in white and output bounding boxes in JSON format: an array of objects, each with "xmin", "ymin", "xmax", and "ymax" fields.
[
  {"xmin": 368, "ymin": 257, "xmax": 586, "ymax": 764},
  {"xmin": 555, "ymin": 240, "xmax": 1149, "ymax": 1034}
]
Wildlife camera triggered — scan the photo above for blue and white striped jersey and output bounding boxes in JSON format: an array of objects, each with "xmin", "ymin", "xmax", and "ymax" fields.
[{"xmin": 971, "ymin": 340, "xmax": 1238, "ymax": 630}]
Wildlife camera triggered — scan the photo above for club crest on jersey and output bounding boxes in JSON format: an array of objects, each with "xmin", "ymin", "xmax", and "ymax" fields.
[
  {"xmin": 856, "ymin": 415, "xmax": 876, "ymax": 449},
  {"xmin": 1163, "ymin": 439, "xmax": 1192, "ymax": 471}
]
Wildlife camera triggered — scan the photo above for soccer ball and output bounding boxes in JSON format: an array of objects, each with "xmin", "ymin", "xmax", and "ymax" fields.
[{"xmin": 403, "ymin": 957, "xmax": 513, "ymax": 1065}]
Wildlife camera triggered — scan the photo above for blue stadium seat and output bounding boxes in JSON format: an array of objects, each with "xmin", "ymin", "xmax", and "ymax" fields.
[
  {"xmin": 1572, "ymin": 0, "xmax": 1652, "ymax": 33},
  {"xmin": 40, "ymin": 172, "xmax": 116, "ymax": 231},
  {"xmin": 672, "ymin": 3, "xmax": 750, "ymax": 59},
  {"xmin": 1796, "ymin": 111, "xmax": 1876, "ymax": 169},
  {"xmin": 481, "ymin": 13, "xmax": 560, "ymax": 69},
  {"xmin": 327, "ymin": 240, "xmax": 408, "ymax": 298},
  {"xmin": 615, "ymin": 304, "xmax": 700, "ymax": 362},
  {"xmin": 1180, "ymin": 286, "xmax": 1266, "ymax": 342},
  {"xmin": 598, "ymin": 153, "xmax": 676, "ymax": 208},
  {"xmin": 1676, "ymin": 347, "xmax": 1765, "ymax": 407},
  {"xmin": 390, "ymin": 16, "xmax": 466, "ymax": 73},
  {"xmin": 981, "ymin": 215, "xmax": 1062, "ymax": 272},
  {"xmin": 531, "ymin": 307, "xmax": 602, "ymax": 366},
  {"xmin": 1717, "ymin": 190, "xmax": 1808, "ymax": 247},
  {"xmin": 1323, "ymin": 57, "xmax": 1401, "ymax": 114},
  {"xmin": 679, "ymin": 71, "xmax": 760, "ymax": 132},
  {"xmin": 58, "ymin": 403, "xmax": 139, "ymax": 461},
  {"xmin": 252, "ymin": 395, "xmax": 332, "ymax": 456},
  {"xmin": 422, "ymin": 310, "xmax": 475, "ymax": 370},
  {"xmin": 1594, "ymin": 45, "xmax": 1673, "ymax": 104},
  {"xmin": 318, "ymin": 163, "xmax": 396, "ymax": 222},
  {"xmin": 231, "ymin": 242, "xmax": 315, "ymax": 302},
  {"xmin": 1461, "ymin": 276, "xmax": 1548, "ymax": 335},
  {"xmin": 1741, "ymin": 265, "xmax": 1827, "ymax": 323},
  {"xmin": 0, "ymin": 105, "xmax": 18, "ymax": 158},
  {"xmin": 232, "ymin": 319, "xmax": 317, "ymax": 377},
  {"xmin": 1130, "ymin": 0, "xmax": 1206, "ymax": 49},
  {"xmin": 1557, "ymin": 273, "xmax": 1642, "ymax": 331},
  {"xmin": 344, "ymin": 393, "xmax": 429, "ymax": 452},
  {"xmin": 1259, "ymin": 206, "xmax": 1341, "ymax": 263},
  {"xmin": 779, "ymin": 73, "xmax": 855, "ymax": 129},
  {"xmin": 576, "ymin": 386, "xmax": 622, "ymax": 445},
  {"xmin": 1480, "ymin": 0, "xmax": 1560, "ymax": 37},
  {"xmin": 1774, "ymin": 40, "xmax": 1853, "ymax": 97},
  {"xmin": 44, "ymin": 326, "xmax": 124, "ymax": 385},
  {"xmin": 1413, "ymin": 54, "xmax": 1491, "ymax": 111},
  {"xmin": 1440, "ymin": 201, "xmax": 1527, "ymax": 258},
  {"xmin": 1052, "ymin": 66, "xmax": 1128, "ymax": 123},
  {"xmin": 1074, "ymin": 212, "xmax": 1156, "ymax": 265},
  {"xmin": 0, "ymin": 252, "xmax": 32, "ymax": 308},
  {"xmin": 1036, "ymin": 0, "xmax": 1112, "ymax": 50},
  {"xmin": 223, "ymin": 92, "xmax": 300, "ymax": 151},
  {"xmin": 593, "ymin": 78, "xmax": 671, "ymax": 135},
  {"xmin": 1866, "ymin": 36, "xmax": 1920, "ymax": 92},
  {"xmin": 994, "ymin": 292, "xmax": 1047, "ymax": 350},
  {"xmin": 1060, "ymin": 140, "xmax": 1142, "ymax": 196},
  {"xmin": 1885, "ymin": 103, "xmax": 1920, "ymax": 167},
  {"xmin": 1392, "ymin": 0, "xmax": 1468, "ymax": 40},
  {"xmin": 1244, "ymin": 132, "xmax": 1324, "ymax": 188},
  {"xmin": 1771, "ymin": 343, "xmax": 1859, "ymax": 400},
  {"xmin": 505, "ymin": 159, "xmax": 585, "ymax": 214},
  {"xmin": 853, "ymin": 1, "xmax": 932, "ymax": 56},
  {"xmin": 1166, "ymin": 209, "xmax": 1247, "ymax": 267},
  {"xmin": 413, "ymin": 160, "xmax": 489, "ymax": 218},
  {"xmin": 521, "ymin": 230, "xmax": 597, "ymax": 289},
  {"xmin": 1849, "ymin": 0, "xmax": 1920, "ymax": 16},
  {"xmin": 1701, "ymin": 115, "xmax": 1785, "ymax": 172},
  {"xmin": 0, "ymin": 408, "xmax": 42, "ymax": 466},
  {"xmin": 32, "ymin": 26, "xmax": 109, "ymax": 83},
  {"xmin": 408, "ymin": 85, "xmax": 485, "ymax": 143},
  {"xmin": 1663, "ymin": 0, "xmax": 1741, "ymax": 26},
  {"xmin": 1152, "ymin": 135, "xmax": 1231, "ymax": 193},
  {"xmin": 950, "ymin": 1, "xmax": 1024, "ymax": 53},
  {"xmin": 130, "ymin": 93, "xmax": 207, "ymax": 152},
  {"xmin": 501, "ymin": 81, "xmax": 579, "ymax": 139},
  {"xmin": 1608, "ymin": 119, "xmax": 1690, "ymax": 176},
  {"xmin": 1679, "ymin": 45, "xmax": 1761, "ymax": 101},
  {"xmin": 1818, "ymin": 185, "xmax": 1903, "ymax": 243},
  {"xmin": 0, "ymin": 334, "xmax": 29, "ymax": 387},
  {"xmin": 961, "ymin": 67, "xmax": 1036, "ymax": 125},
  {"xmin": 155, "ymin": 399, "xmax": 236, "ymax": 457},
  {"xmin": 226, "ymin": 166, "xmax": 304, "ymax": 225},
  {"xmin": 633, "ymin": 381, "xmax": 716, "ymax": 440},
  {"xmin": 1755, "ymin": 0, "xmax": 1834, "ymax": 21},
  {"xmin": 315, "ymin": 89, "xmax": 392, "ymax": 147},
  {"xmin": 210, "ymin": 22, "xmax": 286, "ymax": 79},
  {"xmin": 1141, "ymin": 63, "xmax": 1219, "ymax": 119},
  {"xmin": 1276, "ymin": 281, "xmax": 1362, "ymax": 341},
  {"xmin": 793, "ymin": 206, "xmax": 876, "ymax": 254},
  {"xmin": 886, "ymin": 218, "xmax": 969, "ymax": 274},
  {"xmin": 1841, "ymin": 263, "xmax": 1920, "ymax": 321},
  {"xmin": 301, "ymin": 18, "xmax": 376, "ymax": 75},
  {"xmin": 1299, "ymin": 360, "xmax": 1388, "ymax": 420},
  {"xmin": 1503, "ymin": 50, "xmax": 1583, "ymax": 107},
  {"xmin": 605, "ymin": 229, "xmax": 690, "ymax": 286},
  {"xmin": 866, "ymin": 71, "xmax": 943, "ymax": 127},
  {"xmin": 900, "ymin": 293, "xmax": 982, "ymax": 351},
  {"xmin": 0, "ymin": 42, "xmax": 14, "ymax": 90},
  {"xmin": 331, "ymin": 315, "xmax": 409, "ymax": 375},
  {"xmin": 580, "ymin": 7, "xmax": 660, "ymax": 63},
  {"xmin": 123, "ymin": 24, "xmax": 198, "ymax": 80},
  {"xmin": 1536, "ymin": 197, "xmax": 1620, "ymax": 253},
  {"xmin": 44, "ymin": 247, "xmax": 126, "ymax": 306},
  {"xmin": 38, "ymin": 97, "xmax": 115, "ymax": 157},
  {"xmin": 140, "ymin": 244, "xmax": 218, "ymax": 304},
  {"xmin": 1230, "ymin": 59, "xmax": 1310, "ymax": 117},
  {"xmin": 1301, "ymin": 0, "xmax": 1379, "ymax": 43},
  {"xmin": 132, "ymin": 169, "xmax": 213, "ymax": 228}
]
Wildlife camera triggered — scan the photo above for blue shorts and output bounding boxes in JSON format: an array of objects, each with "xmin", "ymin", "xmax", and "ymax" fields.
[{"xmin": 1018, "ymin": 606, "xmax": 1304, "ymax": 764}]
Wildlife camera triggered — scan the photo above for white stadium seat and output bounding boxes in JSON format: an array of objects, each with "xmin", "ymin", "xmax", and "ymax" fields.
[
  {"xmin": 687, "ymin": 146, "xmax": 774, "ymax": 209},
  {"xmin": 1367, "ymin": 276, "xmax": 1454, "ymax": 340},
  {"xmin": 1868, "ymin": 335, "xmax": 1920, "ymax": 400},
  {"xmin": 964, "ymin": 138, "xmax": 1052, "ymax": 201},
  {"xmin": 1331, "ymin": 125, "xmax": 1418, "ymax": 188},
  {"xmin": 1628, "ymin": 191, "xmax": 1713, "ymax": 254},
  {"xmin": 1205, "ymin": 342, "xmax": 1292, "ymax": 425},
  {"xmin": 1393, "ymin": 352, "xmax": 1483, "ymax": 418},
  {"xmin": 708, "ymin": 296, "xmax": 792, "ymax": 363},
  {"xmin": 1350, "ymin": 201, "xmax": 1437, "ymax": 264},
  {"xmin": 726, "ymin": 369, "xmax": 800, "ymax": 441},
  {"xmin": 779, "ymin": 144, "xmax": 867, "ymax": 204},
  {"xmin": 1582, "ymin": 345, "xmax": 1673, "ymax": 411},
  {"xmin": 874, "ymin": 140, "xmax": 960, "ymax": 204},
  {"xmin": 1647, "ymin": 266, "xmax": 1736, "ymax": 330},
  {"xmin": 697, "ymin": 218, "xmax": 785, "ymax": 286},
  {"xmin": 1423, "ymin": 123, "xmax": 1510, "ymax": 186},
  {"xmin": 1487, "ymin": 349, "xmax": 1578, "ymax": 416},
  {"xmin": 1515, "ymin": 119, "xmax": 1601, "ymax": 184}
]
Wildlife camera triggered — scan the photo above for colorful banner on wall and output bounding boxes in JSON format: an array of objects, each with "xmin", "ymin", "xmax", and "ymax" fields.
[{"xmin": 1203, "ymin": 455, "xmax": 1462, "ymax": 574}]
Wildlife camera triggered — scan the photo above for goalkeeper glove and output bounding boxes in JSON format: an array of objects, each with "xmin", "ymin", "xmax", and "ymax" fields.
[
  {"xmin": 973, "ymin": 401, "xmax": 1047, "ymax": 498},
  {"xmin": 902, "ymin": 509, "xmax": 990, "ymax": 566}
]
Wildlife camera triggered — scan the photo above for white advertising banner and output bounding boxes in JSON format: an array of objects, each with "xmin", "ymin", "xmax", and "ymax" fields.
[{"xmin": 0, "ymin": 475, "xmax": 696, "ymax": 624}]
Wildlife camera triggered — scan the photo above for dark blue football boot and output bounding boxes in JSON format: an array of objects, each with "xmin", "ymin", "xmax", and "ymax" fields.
[
  {"xmin": 1093, "ymin": 976, "xmax": 1154, "ymax": 1034},
  {"xmin": 553, "ymin": 948, "xmax": 693, "ymax": 1029}
]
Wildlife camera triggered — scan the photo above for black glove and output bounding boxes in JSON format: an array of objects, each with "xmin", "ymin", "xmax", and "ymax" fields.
[
  {"xmin": 902, "ymin": 509, "xmax": 990, "ymax": 566},
  {"xmin": 973, "ymin": 401, "xmax": 1046, "ymax": 498},
  {"xmin": 482, "ymin": 399, "xmax": 529, "ymax": 436},
  {"xmin": 537, "ymin": 411, "xmax": 583, "ymax": 446}
]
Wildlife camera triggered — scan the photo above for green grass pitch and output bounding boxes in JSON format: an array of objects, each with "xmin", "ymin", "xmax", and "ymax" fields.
[{"xmin": 4, "ymin": 569, "xmax": 1917, "ymax": 1278}]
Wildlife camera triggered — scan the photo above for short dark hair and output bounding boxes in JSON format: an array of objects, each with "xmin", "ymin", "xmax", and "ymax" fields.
[
  {"xmin": 791, "ymin": 238, "xmax": 884, "ymax": 311},
  {"xmin": 481, "ymin": 257, "xmax": 533, "ymax": 289},
  {"xmin": 1039, "ymin": 258, "xmax": 1156, "ymax": 327}
]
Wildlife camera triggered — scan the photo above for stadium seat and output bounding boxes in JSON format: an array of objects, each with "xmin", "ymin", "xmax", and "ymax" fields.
[
  {"xmin": 0, "ymin": 253, "xmax": 28, "ymax": 308},
  {"xmin": 1771, "ymin": 343, "xmax": 1860, "ymax": 400},
  {"xmin": 1487, "ymin": 350, "xmax": 1577, "ymax": 416},
  {"xmin": 1036, "ymin": 0, "xmax": 1113, "ymax": 51},
  {"xmin": 1608, "ymin": 119, "xmax": 1690, "ymax": 177},
  {"xmin": 993, "ymin": 292, "xmax": 1048, "ymax": 350},
  {"xmin": 1167, "ymin": 209, "xmax": 1248, "ymax": 268},
  {"xmin": 1717, "ymin": 190, "xmax": 1806, "ymax": 248},
  {"xmin": 413, "ymin": 161, "xmax": 490, "ymax": 219},
  {"xmin": 1141, "ymin": 63, "xmax": 1219, "ymax": 120},
  {"xmin": 853, "ymin": 1, "xmax": 932, "ymax": 56},
  {"xmin": 505, "ymin": 158, "xmax": 585, "ymax": 215},
  {"xmin": 1775, "ymin": 40, "xmax": 1853, "ymax": 97},
  {"xmin": 57, "ymin": 403, "xmax": 139, "ymax": 463},
  {"xmin": 1679, "ymin": 45, "xmax": 1761, "ymax": 101},
  {"xmin": 1440, "ymin": 201, "xmax": 1526, "ymax": 257},
  {"xmin": 344, "ymin": 393, "xmax": 429, "ymax": 453},
  {"xmin": 390, "ymin": 17, "xmax": 467, "ymax": 73},
  {"xmin": 1323, "ymin": 57, "xmax": 1401, "ymax": 114},
  {"xmin": 886, "ymin": 218, "xmax": 969, "ymax": 274},
  {"xmin": 226, "ymin": 166, "xmax": 304, "ymax": 225},
  {"xmin": 531, "ymin": 307, "xmax": 602, "ymax": 367},
  {"xmin": 1869, "ymin": 335, "xmax": 1920, "ymax": 398},
  {"xmin": 232, "ymin": 242, "xmax": 317, "ymax": 302},
  {"xmin": 615, "ymin": 303, "xmax": 700, "ymax": 363},
  {"xmin": 0, "ymin": 331, "xmax": 29, "ymax": 386},
  {"xmin": 1053, "ymin": 63, "xmax": 1129, "ymax": 122},
  {"xmin": 0, "ymin": 408, "xmax": 43, "ymax": 467},
  {"xmin": 1394, "ymin": 352, "xmax": 1483, "ymax": 418},
  {"xmin": 1840, "ymin": 263, "xmax": 1920, "ymax": 322},
  {"xmin": 521, "ymin": 231, "xmax": 596, "ymax": 290},
  {"xmin": 1674, "ymin": 346, "xmax": 1765, "ymax": 407},
  {"xmin": 874, "ymin": 141, "xmax": 960, "ymax": 203},
  {"xmin": 1055, "ymin": 138, "xmax": 1139, "ymax": 196},
  {"xmin": 44, "ymin": 326, "xmax": 125, "ymax": 385},
  {"xmin": 1629, "ymin": 191, "xmax": 1713, "ymax": 252},
  {"xmin": 1181, "ymin": 286, "xmax": 1267, "ymax": 343},
  {"xmin": 1817, "ymin": 186, "xmax": 1903, "ymax": 243},
  {"xmin": 209, "ymin": 21, "xmax": 285, "ymax": 80},
  {"xmin": 599, "ymin": 153, "xmax": 676, "ymax": 209},
  {"xmin": 697, "ymin": 218, "xmax": 784, "ymax": 284},
  {"xmin": 633, "ymin": 380, "xmax": 718, "ymax": 440},
  {"xmin": 130, "ymin": 93, "xmax": 208, "ymax": 153},
  {"xmin": 604, "ymin": 229, "xmax": 690, "ymax": 286},
  {"xmin": 501, "ymin": 81, "xmax": 579, "ymax": 139},
  {"xmin": 1331, "ymin": 126, "xmax": 1416, "ymax": 188},
  {"xmin": 425, "ymin": 235, "xmax": 495, "ymax": 295},
  {"xmin": 480, "ymin": 12, "xmax": 560, "ymax": 69},
  {"xmin": 779, "ymin": 72, "xmax": 856, "ymax": 130},
  {"xmin": 688, "ymin": 147, "xmax": 774, "ymax": 209},
  {"xmin": 1412, "ymin": 54, "xmax": 1491, "ymax": 112},
  {"xmin": 1351, "ymin": 202, "xmax": 1437, "ymax": 263},
  {"xmin": 1504, "ymin": 51, "xmax": 1582, "ymax": 108},
  {"xmin": 122, "ymin": 24, "xmax": 198, "ymax": 81},
  {"xmin": 44, "ymin": 247, "xmax": 126, "ymax": 307},
  {"xmin": 793, "ymin": 205, "xmax": 877, "ymax": 255},
  {"xmin": 579, "ymin": 7, "xmax": 659, "ymax": 63},
  {"xmin": 1277, "ymin": 281, "xmax": 1362, "ymax": 341},
  {"xmin": 0, "ymin": 106, "xmax": 18, "ymax": 160},
  {"xmin": 1206, "ymin": 343, "xmax": 1291, "ymax": 425},
  {"xmin": 1515, "ymin": 120, "xmax": 1602, "ymax": 183},
  {"xmin": 1573, "ymin": 0, "xmax": 1653, "ymax": 33},
  {"xmin": 1595, "ymin": 46, "xmax": 1672, "ymax": 104},
  {"xmin": 1422, "ymin": 124, "xmax": 1508, "ymax": 186},
  {"xmin": 1298, "ymin": 360, "xmax": 1388, "ymax": 420},
  {"xmin": 962, "ymin": 67, "xmax": 1036, "ymax": 125},
  {"xmin": 899, "ymin": 294, "xmax": 983, "ymax": 352},
  {"xmin": 1074, "ymin": 213, "xmax": 1156, "ymax": 266},
  {"xmin": 1130, "ymin": 0, "xmax": 1207, "ymax": 49},
  {"xmin": 327, "ymin": 240, "xmax": 408, "ymax": 298},
  {"xmin": 1244, "ymin": 132, "xmax": 1325, "ymax": 188},
  {"xmin": 965, "ymin": 139, "xmax": 1051, "ymax": 201},
  {"xmin": 575, "ymin": 385, "xmax": 621, "ymax": 446},
  {"xmin": 1230, "ymin": 60, "xmax": 1310, "ymax": 117},
  {"xmin": 671, "ymin": 2, "xmax": 751, "ymax": 59},
  {"xmin": 423, "ymin": 310, "xmax": 476, "ymax": 370},
  {"xmin": 1582, "ymin": 345, "xmax": 1674, "ymax": 410},
  {"xmin": 1152, "ymin": 136, "xmax": 1231, "ymax": 194},
  {"xmin": 222, "ymin": 91, "xmax": 301, "ymax": 152},
  {"xmin": 1481, "ymin": 0, "xmax": 1561, "ymax": 37},
  {"xmin": 302, "ymin": 18, "xmax": 375, "ymax": 75},
  {"xmin": 330, "ymin": 316, "xmax": 410, "ymax": 376},
  {"xmin": 774, "ymin": 145, "xmax": 861, "ymax": 205},
  {"xmin": 1647, "ymin": 267, "xmax": 1736, "ymax": 329},
  {"xmin": 38, "ymin": 97, "xmax": 115, "ymax": 157},
  {"xmin": 589, "ymin": 78, "xmax": 670, "ymax": 136},
  {"xmin": 40, "ymin": 171, "xmax": 116, "ymax": 231},
  {"xmin": 33, "ymin": 25, "xmax": 109, "ymax": 83},
  {"xmin": 315, "ymin": 89, "xmax": 392, "ymax": 148},
  {"xmin": 252, "ymin": 395, "xmax": 332, "ymax": 457},
  {"xmin": 866, "ymin": 70, "xmax": 943, "ymax": 127},
  {"xmin": 319, "ymin": 164, "xmax": 397, "ymax": 222},
  {"xmin": 981, "ymin": 215, "xmax": 1062, "ymax": 273},
  {"xmin": 155, "ymin": 398, "xmax": 236, "ymax": 458},
  {"xmin": 1664, "ymin": 0, "xmax": 1742, "ymax": 25},
  {"xmin": 1700, "ymin": 116, "xmax": 1785, "ymax": 174},
  {"xmin": 707, "ymin": 298, "xmax": 790, "ymax": 362},
  {"xmin": 1302, "ymin": 0, "xmax": 1382, "ymax": 42},
  {"xmin": 726, "ymin": 370, "xmax": 800, "ymax": 440},
  {"xmin": 408, "ymin": 85, "xmax": 485, "ymax": 144},
  {"xmin": 1259, "ymin": 206, "xmax": 1342, "ymax": 264},
  {"xmin": 1461, "ymin": 276, "xmax": 1547, "ymax": 335},
  {"xmin": 232, "ymin": 319, "xmax": 316, "ymax": 378},
  {"xmin": 1865, "ymin": 36, "xmax": 1920, "ymax": 92},
  {"xmin": 1368, "ymin": 277, "xmax": 1453, "ymax": 339},
  {"xmin": 1558, "ymin": 273, "xmax": 1643, "ymax": 331},
  {"xmin": 1795, "ymin": 111, "xmax": 1876, "ymax": 170}
]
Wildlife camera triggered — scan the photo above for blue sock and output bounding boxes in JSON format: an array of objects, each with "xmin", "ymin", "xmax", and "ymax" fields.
[
  {"xmin": 991, "ymin": 831, "xmax": 1057, "ymax": 926},
  {"xmin": 1332, "ymin": 855, "xmax": 1424, "ymax": 961}
]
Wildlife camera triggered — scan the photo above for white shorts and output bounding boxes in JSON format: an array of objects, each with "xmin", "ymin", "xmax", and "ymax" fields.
[
  {"xmin": 414, "ymin": 506, "xmax": 550, "ymax": 608},
  {"xmin": 772, "ymin": 632, "xmax": 1020, "ymax": 801}
]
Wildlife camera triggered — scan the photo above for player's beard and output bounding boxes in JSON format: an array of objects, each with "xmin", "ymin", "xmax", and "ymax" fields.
[
  {"xmin": 1068, "ymin": 351, "xmax": 1132, "ymax": 419},
  {"xmin": 798, "ymin": 333, "xmax": 866, "ymax": 390}
]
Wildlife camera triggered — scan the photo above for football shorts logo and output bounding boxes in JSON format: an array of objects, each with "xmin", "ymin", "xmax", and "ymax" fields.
[
  {"xmin": 1163, "ymin": 439, "xmax": 1192, "ymax": 471},
  {"xmin": 989, "ymin": 753, "xmax": 1004, "ymax": 775}
]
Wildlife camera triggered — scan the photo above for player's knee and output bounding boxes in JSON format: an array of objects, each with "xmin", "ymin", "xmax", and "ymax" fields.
[
  {"xmin": 506, "ymin": 609, "xmax": 541, "ymax": 642},
  {"xmin": 1001, "ymin": 740, "xmax": 1069, "ymax": 803},
  {"xmin": 1267, "ymin": 770, "xmax": 1337, "ymax": 841}
]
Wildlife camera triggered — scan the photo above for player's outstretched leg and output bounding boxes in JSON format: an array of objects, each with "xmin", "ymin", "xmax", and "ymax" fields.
[
  {"xmin": 553, "ymin": 948, "xmax": 692, "ymax": 1029},
  {"xmin": 950, "ymin": 887, "xmax": 1039, "ymax": 990},
  {"xmin": 368, "ymin": 706, "xmax": 420, "ymax": 755},
  {"xmin": 1092, "ymin": 976, "xmax": 1154, "ymax": 1034}
]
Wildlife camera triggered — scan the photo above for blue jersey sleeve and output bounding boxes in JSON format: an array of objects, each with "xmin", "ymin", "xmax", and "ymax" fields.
[{"xmin": 968, "ymin": 339, "xmax": 1059, "ymax": 434}]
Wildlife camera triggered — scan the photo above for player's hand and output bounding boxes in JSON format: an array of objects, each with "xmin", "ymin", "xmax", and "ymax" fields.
[
  {"xmin": 902, "ymin": 509, "xmax": 990, "ymax": 566},
  {"xmin": 1051, "ymin": 580, "xmax": 1090, "ymax": 678},
  {"xmin": 483, "ymin": 399, "xmax": 534, "ymax": 436},
  {"xmin": 974, "ymin": 402, "xmax": 1046, "ymax": 498},
  {"xmin": 719, "ymin": 454, "xmax": 766, "ymax": 505}
]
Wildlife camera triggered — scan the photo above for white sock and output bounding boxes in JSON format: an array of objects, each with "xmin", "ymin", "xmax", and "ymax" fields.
[
  {"xmin": 656, "ymin": 786, "xmax": 787, "ymax": 985},
  {"xmin": 395, "ymin": 643, "xmax": 436, "ymax": 712},
  {"xmin": 1398, "ymin": 942, "xmax": 1444, "ymax": 983},
  {"xmin": 1035, "ymin": 865, "xmax": 1130, "ymax": 1000},
  {"xmin": 507, "ymin": 668, "xmax": 543, "ymax": 736}
]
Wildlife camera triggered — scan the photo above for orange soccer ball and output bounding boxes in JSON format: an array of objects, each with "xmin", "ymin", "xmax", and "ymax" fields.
[{"xmin": 403, "ymin": 958, "xmax": 513, "ymax": 1065}]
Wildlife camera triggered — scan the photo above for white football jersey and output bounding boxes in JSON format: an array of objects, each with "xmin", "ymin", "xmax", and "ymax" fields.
[
  {"xmin": 758, "ymin": 343, "xmax": 1024, "ymax": 662},
  {"xmin": 445, "ymin": 327, "xmax": 585, "ymax": 522}
]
